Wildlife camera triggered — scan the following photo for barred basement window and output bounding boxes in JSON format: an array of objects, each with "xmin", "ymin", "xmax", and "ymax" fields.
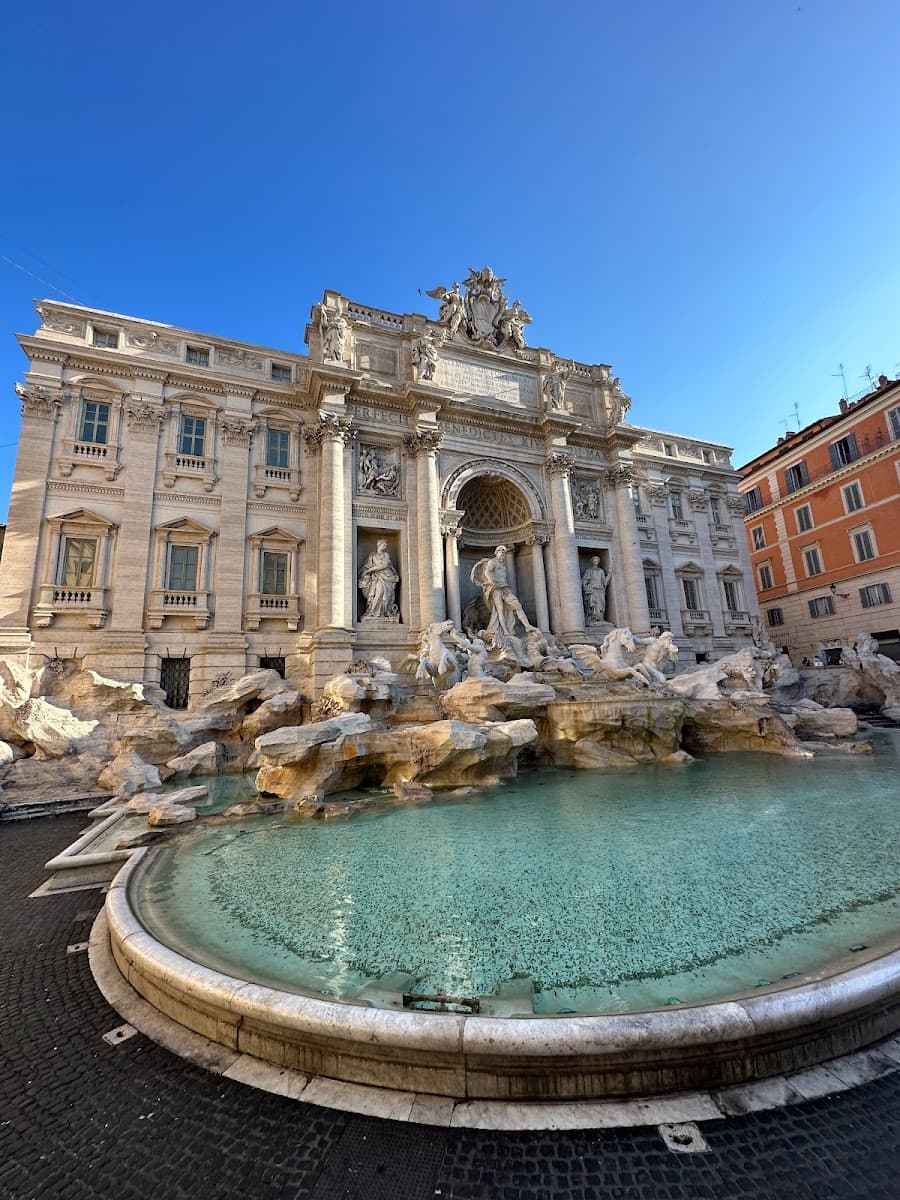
[
  {"xmin": 160, "ymin": 657, "xmax": 190, "ymax": 709},
  {"xmin": 767, "ymin": 607, "xmax": 784, "ymax": 627},
  {"xmin": 860, "ymin": 583, "xmax": 892, "ymax": 608},
  {"xmin": 259, "ymin": 656, "xmax": 286, "ymax": 678},
  {"xmin": 808, "ymin": 595, "xmax": 836, "ymax": 618}
]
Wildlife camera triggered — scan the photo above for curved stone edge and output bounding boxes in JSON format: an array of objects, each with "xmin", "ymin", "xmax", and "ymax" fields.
[
  {"xmin": 89, "ymin": 904, "xmax": 900, "ymax": 1129},
  {"xmin": 101, "ymin": 848, "xmax": 900, "ymax": 1104}
]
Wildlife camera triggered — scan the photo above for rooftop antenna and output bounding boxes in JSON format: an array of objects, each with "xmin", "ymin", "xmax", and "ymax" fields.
[
  {"xmin": 861, "ymin": 365, "xmax": 876, "ymax": 391},
  {"xmin": 778, "ymin": 401, "xmax": 801, "ymax": 435},
  {"xmin": 832, "ymin": 362, "xmax": 848, "ymax": 398}
]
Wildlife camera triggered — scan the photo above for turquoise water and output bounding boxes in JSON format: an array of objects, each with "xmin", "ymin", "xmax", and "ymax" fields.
[{"xmin": 131, "ymin": 732, "xmax": 900, "ymax": 1014}]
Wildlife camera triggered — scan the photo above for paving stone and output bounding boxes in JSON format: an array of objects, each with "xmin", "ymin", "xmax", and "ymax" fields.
[{"xmin": 3, "ymin": 814, "xmax": 900, "ymax": 1199}]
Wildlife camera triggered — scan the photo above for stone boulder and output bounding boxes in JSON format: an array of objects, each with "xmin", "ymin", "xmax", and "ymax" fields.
[
  {"xmin": 541, "ymin": 696, "xmax": 685, "ymax": 767},
  {"xmin": 147, "ymin": 803, "xmax": 197, "ymax": 827},
  {"xmin": 440, "ymin": 675, "xmax": 557, "ymax": 723},
  {"xmin": 128, "ymin": 785, "xmax": 209, "ymax": 813},
  {"xmin": 9, "ymin": 697, "xmax": 99, "ymax": 758},
  {"xmin": 783, "ymin": 701, "xmax": 859, "ymax": 740},
  {"xmin": 98, "ymin": 752, "xmax": 162, "ymax": 797},
  {"xmin": 254, "ymin": 717, "xmax": 538, "ymax": 801},
  {"xmin": 681, "ymin": 699, "xmax": 810, "ymax": 757},
  {"xmin": 240, "ymin": 691, "xmax": 305, "ymax": 741},
  {"xmin": 254, "ymin": 713, "xmax": 373, "ymax": 765},
  {"xmin": 165, "ymin": 741, "xmax": 220, "ymax": 777}
]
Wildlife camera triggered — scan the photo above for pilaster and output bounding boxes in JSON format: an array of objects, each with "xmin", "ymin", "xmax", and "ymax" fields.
[
  {"xmin": 608, "ymin": 463, "xmax": 651, "ymax": 634},
  {"xmin": 545, "ymin": 451, "xmax": 585, "ymax": 640},
  {"xmin": 405, "ymin": 430, "xmax": 446, "ymax": 627}
]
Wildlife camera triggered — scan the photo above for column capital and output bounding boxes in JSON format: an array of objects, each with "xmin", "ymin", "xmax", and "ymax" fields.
[
  {"xmin": 220, "ymin": 417, "xmax": 256, "ymax": 448},
  {"xmin": 305, "ymin": 412, "xmax": 355, "ymax": 453},
  {"xmin": 605, "ymin": 462, "xmax": 635, "ymax": 489},
  {"xmin": 545, "ymin": 450, "xmax": 575, "ymax": 478},
  {"xmin": 403, "ymin": 430, "xmax": 443, "ymax": 457},
  {"xmin": 647, "ymin": 483, "xmax": 668, "ymax": 506},
  {"xmin": 15, "ymin": 382, "xmax": 62, "ymax": 421},
  {"xmin": 125, "ymin": 401, "xmax": 164, "ymax": 435},
  {"xmin": 688, "ymin": 489, "xmax": 708, "ymax": 511}
]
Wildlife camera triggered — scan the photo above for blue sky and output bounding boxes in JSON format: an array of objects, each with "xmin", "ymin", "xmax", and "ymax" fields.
[{"xmin": 2, "ymin": 0, "xmax": 899, "ymax": 521}]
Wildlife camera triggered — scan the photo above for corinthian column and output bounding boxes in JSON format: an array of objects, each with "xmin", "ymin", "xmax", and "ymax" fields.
[
  {"xmin": 308, "ymin": 411, "xmax": 354, "ymax": 628},
  {"xmin": 405, "ymin": 430, "xmax": 445, "ymax": 626},
  {"xmin": 527, "ymin": 533, "xmax": 550, "ymax": 631},
  {"xmin": 545, "ymin": 452, "xmax": 585, "ymax": 640},
  {"xmin": 609, "ymin": 463, "xmax": 651, "ymax": 634},
  {"xmin": 442, "ymin": 522, "xmax": 462, "ymax": 627}
]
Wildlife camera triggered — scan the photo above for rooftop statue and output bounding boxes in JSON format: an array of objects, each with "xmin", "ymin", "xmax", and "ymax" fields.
[{"xmin": 427, "ymin": 265, "xmax": 531, "ymax": 353}]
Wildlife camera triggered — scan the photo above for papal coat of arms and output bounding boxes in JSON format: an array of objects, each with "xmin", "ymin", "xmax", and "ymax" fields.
[{"xmin": 426, "ymin": 266, "xmax": 532, "ymax": 353}]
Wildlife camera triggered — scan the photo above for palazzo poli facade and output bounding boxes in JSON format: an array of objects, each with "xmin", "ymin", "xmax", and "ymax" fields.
[{"xmin": 1, "ymin": 269, "xmax": 756, "ymax": 704}]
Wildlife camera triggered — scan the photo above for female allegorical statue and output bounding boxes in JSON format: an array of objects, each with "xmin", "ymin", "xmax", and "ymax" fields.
[{"xmin": 358, "ymin": 539, "xmax": 400, "ymax": 621}]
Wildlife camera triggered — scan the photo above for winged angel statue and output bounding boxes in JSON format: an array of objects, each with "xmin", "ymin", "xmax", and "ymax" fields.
[{"xmin": 426, "ymin": 266, "xmax": 531, "ymax": 352}]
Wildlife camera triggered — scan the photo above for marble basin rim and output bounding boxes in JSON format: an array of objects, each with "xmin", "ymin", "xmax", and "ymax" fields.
[{"xmin": 100, "ymin": 846, "xmax": 900, "ymax": 1101}]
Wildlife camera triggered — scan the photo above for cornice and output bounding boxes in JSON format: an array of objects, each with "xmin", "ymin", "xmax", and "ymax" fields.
[
  {"xmin": 164, "ymin": 373, "xmax": 228, "ymax": 396},
  {"xmin": 248, "ymin": 501, "xmax": 309, "ymax": 515},
  {"xmin": 741, "ymin": 442, "xmax": 900, "ymax": 522},
  {"xmin": 153, "ymin": 491, "xmax": 222, "ymax": 507},
  {"xmin": 47, "ymin": 480, "xmax": 125, "ymax": 498}
]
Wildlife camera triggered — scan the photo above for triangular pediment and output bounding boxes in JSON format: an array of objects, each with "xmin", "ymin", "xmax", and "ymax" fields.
[
  {"xmin": 47, "ymin": 508, "xmax": 117, "ymax": 531},
  {"xmin": 675, "ymin": 560, "xmax": 703, "ymax": 575},
  {"xmin": 249, "ymin": 526, "xmax": 303, "ymax": 548},
  {"xmin": 156, "ymin": 516, "xmax": 215, "ymax": 536}
]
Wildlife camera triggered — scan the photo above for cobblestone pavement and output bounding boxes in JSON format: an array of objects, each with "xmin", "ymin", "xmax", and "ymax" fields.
[{"xmin": 3, "ymin": 816, "xmax": 900, "ymax": 1200}]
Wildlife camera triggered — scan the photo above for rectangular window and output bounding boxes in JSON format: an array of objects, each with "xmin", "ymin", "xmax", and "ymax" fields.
[
  {"xmin": 259, "ymin": 655, "xmax": 286, "ymax": 678},
  {"xmin": 645, "ymin": 573, "xmax": 662, "ymax": 611},
  {"xmin": 702, "ymin": 449, "xmax": 712, "ymax": 464},
  {"xmin": 92, "ymin": 328, "xmax": 119, "ymax": 349},
  {"xmin": 795, "ymin": 505, "xmax": 813, "ymax": 533},
  {"xmin": 889, "ymin": 406, "xmax": 900, "ymax": 441},
  {"xmin": 79, "ymin": 401, "xmax": 109, "ymax": 445},
  {"xmin": 723, "ymin": 579, "xmax": 741, "ymax": 612},
  {"xmin": 767, "ymin": 607, "xmax": 784, "ymax": 627},
  {"xmin": 631, "ymin": 486, "xmax": 643, "ymax": 515},
  {"xmin": 271, "ymin": 363, "xmax": 292, "ymax": 383},
  {"xmin": 804, "ymin": 547, "xmax": 823, "ymax": 576},
  {"xmin": 860, "ymin": 583, "xmax": 892, "ymax": 608},
  {"xmin": 784, "ymin": 461, "xmax": 809, "ymax": 493},
  {"xmin": 663, "ymin": 442, "xmax": 675, "ymax": 457},
  {"xmin": 167, "ymin": 545, "xmax": 198, "ymax": 591},
  {"xmin": 682, "ymin": 577, "xmax": 701, "ymax": 609},
  {"xmin": 60, "ymin": 538, "xmax": 96, "ymax": 587},
  {"xmin": 808, "ymin": 595, "xmax": 836, "ymax": 618},
  {"xmin": 669, "ymin": 491, "xmax": 684, "ymax": 520},
  {"xmin": 842, "ymin": 481, "xmax": 864, "ymax": 512},
  {"xmin": 266, "ymin": 428, "xmax": 290, "ymax": 468},
  {"xmin": 160, "ymin": 657, "xmax": 190, "ymax": 709},
  {"xmin": 261, "ymin": 551, "xmax": 288, "ymax": 595},
  {"xmin": 185, "ymin": 345, "xmax": 210, "ymax": 367},
  {"xmin": 853, "ymin": 528, "xmax": 876, "ymax": 561},
  {"xmin": 179, "ymin": 416, "xmax": 206, "ymax": 457},
  {"xmin": 758, "ymin": 563, "xmax": 774, "ymax": 590},
  {"xmin": 709, "ymin": 495, "xmax": 722, "ymax": 523},
  {"xmin": 829, "ymin": 434, "xmax": 859, "ymax": 468},
  {"xmin": 744, "ymin": 486, "xmax": 763, "ymax": 514},
  {"xmin": 752, "ymin": 526, "xmax": 765, "ymax": 550}
]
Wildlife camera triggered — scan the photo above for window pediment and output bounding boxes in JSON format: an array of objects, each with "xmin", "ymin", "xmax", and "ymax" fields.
[
  {"xmin": 47, "ymin": 508, "xmax": 117, "ymax": 533},
  {"xmin": 249, "ymin": 526, "xmax": 303, "ymax": 549},
  {"xmin": 156, "ymin": 516, "xmax": 215, "ymax": 539}
]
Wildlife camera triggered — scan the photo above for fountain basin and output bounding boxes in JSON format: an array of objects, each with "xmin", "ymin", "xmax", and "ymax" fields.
[{"xmin": 102, "ymin": 736, "xmax": 900, "ymax": 1099}]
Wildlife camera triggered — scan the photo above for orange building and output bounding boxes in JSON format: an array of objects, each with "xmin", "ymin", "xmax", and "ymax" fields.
[{"xmin": 738, "ymin": 376, "xmax": 900, "ymax": 664}]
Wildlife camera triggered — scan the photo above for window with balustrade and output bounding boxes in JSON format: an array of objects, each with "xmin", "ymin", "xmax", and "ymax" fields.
[
  {"xmin": 246, "ymin": 527, "xmax": 303, "ymax": 631},
  {"xmin": 166, "ymin": 545, "xmax": 199, "ymax": 591},
  {"xmin": 179, "ymin": 415, "xmax": 206, "ymax": 457},
  {"xmin": 784, "ymin": 460, "xmax": 809, "ymax": 493},
  {"xmin": 60, "ymin": 538, "xmax": 97, "ymax": 587},
  {"xmin": 147, "ymin": 517, "xmax": 215, "ymax": 630},
  {"xmin": 79, "ymin": 401, "xmax": 109, "ymax": 444},
  {"xmin": 32, "ymin": 508, "xmax": 117, "ymax": 630},
  {"xmin": 266, "ymin": 428, "xmax": 290, "ymax": 469}
]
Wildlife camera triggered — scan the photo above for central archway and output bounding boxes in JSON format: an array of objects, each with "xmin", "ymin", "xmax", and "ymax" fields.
[{"xmin": 445, "ymin": 464, "xmax": 547, "ymax": 631}]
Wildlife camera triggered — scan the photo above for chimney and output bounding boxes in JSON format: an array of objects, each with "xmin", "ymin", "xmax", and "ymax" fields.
[{"xmin": 839, "ymin": 398, "xmax": 849, "ymax": 413}]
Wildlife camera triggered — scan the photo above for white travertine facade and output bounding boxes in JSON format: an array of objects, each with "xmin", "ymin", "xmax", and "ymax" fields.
[{"xmin": 1, "ymin": 270, "xmax": 757, "ymax": 703}]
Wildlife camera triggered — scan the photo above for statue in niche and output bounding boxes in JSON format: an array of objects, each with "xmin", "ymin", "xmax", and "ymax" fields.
[
  {"xmin": 319, "ymin": 304, "xmax": 349, "ymax": 362},
  {"xmin": 581, "ymin": 556, "xmax": 612, "ymax": 625},
  {"xmin": 471, "ymin": 545, "xmax": 534, "ymax": 639},
  {"xmin": 412, "ymin": 328, "xmax": 441, "ymax": 380},
  {"xmin": 542, "ymin": 359, "xmax": 574, "ymax": 411},
  {"xmin": 357, "ymin": 445, "xmax": 400, "ymax": 496},
  {"xmin": 358, "ymin": 540, "xmax": 400, "ymax": 621}
]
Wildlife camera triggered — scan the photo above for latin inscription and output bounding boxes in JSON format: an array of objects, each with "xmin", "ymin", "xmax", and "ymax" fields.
[{"xmin": 438, "ymin": 355, "xmax": 538, "ymax": 407}]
